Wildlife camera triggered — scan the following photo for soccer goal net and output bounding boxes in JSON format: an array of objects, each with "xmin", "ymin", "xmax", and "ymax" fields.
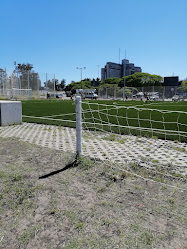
[
  {"xmin": 21, "ymin": 96, "xmax": 186, "ymax": 190},
  {"xmin": 80, "ymin": 100, "xmax": 187, "ymax": 142},
  {"xmin": 10, "ymin": 88, "xmax": 32, "ymax": 99}
]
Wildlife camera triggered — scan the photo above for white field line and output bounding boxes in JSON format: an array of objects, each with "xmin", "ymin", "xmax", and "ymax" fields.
[{"xmin": 22, "ymin": 115, "xmax": 76, "ymax": 123}]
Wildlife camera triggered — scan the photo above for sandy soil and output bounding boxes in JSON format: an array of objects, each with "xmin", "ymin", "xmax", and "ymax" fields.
[{"xmin": 0, "ymin": 137, "xmax": 186, "ymax": 249}]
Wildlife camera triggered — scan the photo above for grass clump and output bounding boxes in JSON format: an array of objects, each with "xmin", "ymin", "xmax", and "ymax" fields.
[
  {"xmin": 0, "ymin": 168, "xmax": 42, "ymax": 212},
  {"xmin": 78, "ymin": 156, "xmax": 95, "ymax": 170}
]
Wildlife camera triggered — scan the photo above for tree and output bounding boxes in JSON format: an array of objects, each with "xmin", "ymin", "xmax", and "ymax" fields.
[
  {"xmin": 60, "ymin": 79, "xmax": 66, "ymax": 90},
  {"xmin": 178, "ymin": 80, "xmax": 187, "ymax": 92},
  {"xmin": 15, "ymin": 63, "xmax": 40, "ymax": 90},
  {"xmin": 44, "ymin": 80, "xmax": 54, "ymax": 90},
  {"xmin": 121, "ymin": 72, "xmax": 163, "ymax": 88},
  {"xmin": 101, "ymin": 77, "xmax": 123, "ymax": 86},
  {"xmin": 83, "ymin": 78, "xmax": 91, "ymax": 81},
  {"xmin": 64, "ymin": 80, "xmax": 92, "ymax": 94},
  {"xmin": 17, "ymin": 63, "xmax": 33, "ymax": 71}
]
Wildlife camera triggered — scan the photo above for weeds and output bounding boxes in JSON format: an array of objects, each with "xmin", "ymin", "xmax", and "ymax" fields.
[
  {"xmin": 78, "ymin": 156, "xmax": 95, "ymax": 170},
  {"xmin": 173, "ymin": 146, "xmax": 186, "ymax": 153}
]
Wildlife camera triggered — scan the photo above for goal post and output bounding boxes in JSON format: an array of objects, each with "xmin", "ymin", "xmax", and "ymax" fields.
[
  {"xmin": 76, "ymin": 96, "xmax": 82, "ymax": 157},
  {"xmin": 10, "ymin": 88, "xmax": 32, "ymax": 100},
  {"xmin": 75, "ymin": 99, "xmax": 187, "ymax": 144}
]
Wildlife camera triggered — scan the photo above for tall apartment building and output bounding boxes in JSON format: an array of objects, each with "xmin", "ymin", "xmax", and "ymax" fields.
[{"xmin": 101, "ymin": 59, "xmax": 142, "ymax": 81}]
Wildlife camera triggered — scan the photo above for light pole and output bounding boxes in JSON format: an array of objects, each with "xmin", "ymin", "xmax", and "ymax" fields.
[
  {"xmin": 97, "ymin": 65, "xmax": 100, "ymax": 79},
  {"xmin": 76, "ymin": 67, "xmax": 86, "ymax": 89},
  {"xmin": 123, "ymin": 61, "xmax": 126, "ymax": 101}
]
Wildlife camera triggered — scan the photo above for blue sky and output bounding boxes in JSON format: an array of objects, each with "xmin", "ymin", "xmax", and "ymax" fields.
[{"xmin": 0, "ymin": 0, "xmax": 187, "ymax": 85}]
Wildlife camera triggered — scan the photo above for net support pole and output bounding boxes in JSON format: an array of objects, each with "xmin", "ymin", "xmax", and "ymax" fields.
[{"xmin": 76, "ymin": 96, "xmax": 82, "ymax": 157}]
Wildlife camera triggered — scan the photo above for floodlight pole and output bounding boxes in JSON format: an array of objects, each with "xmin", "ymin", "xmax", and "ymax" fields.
[
  {"xmin": 28, "ymin": 70, "xmax": 30, "ymax": 98},
  {"xmin": 97, "ymin": 65, "xmax": 100, "ymax": 79},
  {"xmin": 54, "ymin": 74, "xmax": 55, "ymax": 98},
  {"xmin": 5, "ymin": 68, "xmax": 7, "ymax": 97},
  {"xmin": 46, "ymin": 73, "xmax": 48, "ymax": 95},
  {"xmin": 2, "ymin": 70, "xmax": 4, "ymax": 96},
  {"xmin": 37, "ymin": 73, "xmax": 39, "ymax": 99},
  {"xmin": 123, "ymin": 61, "xmax": 126, "ymax": 101},
  {"xmin": 76, "ymin": 67, "xmax": 86, "ymax": 89}
]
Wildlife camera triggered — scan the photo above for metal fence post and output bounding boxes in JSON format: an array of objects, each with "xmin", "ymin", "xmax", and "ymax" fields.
[
  {"xmin": 2, "ymin": 71, "xmax": 4, "ymax": 96},
  {"xmin": 37, "ymin": 73, "xmax": 39, "ymax": 99},
  {"xmin": 76, "ymin": 96, "xmax": 82, "ymax": 157},
  {"xmin": 54, "ymin": 74, "xmax": 55, "ymax": 98},
  {"xmin": 98, "ymin": 88, "xmax": 100, "ymax": 99},
  {"xmin": 5, "ymin": 68, "xmax": 7, "ymax": 97}
]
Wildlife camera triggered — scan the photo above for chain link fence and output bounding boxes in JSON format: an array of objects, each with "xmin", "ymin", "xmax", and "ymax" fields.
[
  {"xmin": 0, "ymin": 68, "xmax": 62, "ymax": 100},
  {"xmin": 98, "ymin": 86, "xmax": 187, "ymax": 100},
  {"xmin": 1, "ymin": 67, "xmax": 186, "ymax": 101}
]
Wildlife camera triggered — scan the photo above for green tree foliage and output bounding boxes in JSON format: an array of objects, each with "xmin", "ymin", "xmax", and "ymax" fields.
[
  {"xmin": 16, "ymin": 63, "xmax": 40, "ymax": 90},
  {"xmin": 44, "ymin": 80, "xmax": 54, "ymax": 90},
  {"xmin": 122, "ymin": 72, "xmax": 163, "ymax": 88},
  {"xmin": 54, "ymin": 79, "xmax": 59, "ymax": 90},
  {"xmin": 46, "ymin": 79, "xmax": 66, "ymax": 91},
  {"xmin": 17, "ymin": 63, "xmax": 33, "ymax": 71},
  {"xmin": 65, "ymin": 81, "xmax": 92, "ymax": 94},
  {"xmin": 178, "ymin": 80, "xmax": 187, "ymax": 92},
  {"xmin": 99, "ymin": 73, "xmax": 162, "ymax": 89},
  {"xmin": 101, "ymin": 77, "xmax": 123, "ymax": 86},
  {"xmin": 60, "ymin": 79, "xmax": 66, "ymax": 90},
  {"xmin": 29, "ymin": 72, "xmax": 39, "ymax": 90}
]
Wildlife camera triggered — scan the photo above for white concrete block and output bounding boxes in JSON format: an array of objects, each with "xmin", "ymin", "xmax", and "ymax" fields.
[{"xmin": 0, "ymin": 101, "xmax": 22, "ymax": 126}]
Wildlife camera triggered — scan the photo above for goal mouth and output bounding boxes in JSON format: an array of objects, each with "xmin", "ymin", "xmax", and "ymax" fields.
[
  {"xmin": 81, "ymin": 100, "xmax": 187, "ymax": 142},
  {"xmin": 10, "ymin": 88, "xmax": 32, "ymax": 100}
]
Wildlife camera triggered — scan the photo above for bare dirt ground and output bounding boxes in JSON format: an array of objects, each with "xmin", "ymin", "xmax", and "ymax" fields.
[{"xmin": 0, "ymin": 137, "xmax": 186, "ymax": 249}]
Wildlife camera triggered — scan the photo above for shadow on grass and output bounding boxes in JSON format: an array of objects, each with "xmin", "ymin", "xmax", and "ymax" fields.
[{"xmin": 39, "ymin": 159, "xmax": 78, "ymax": 179}]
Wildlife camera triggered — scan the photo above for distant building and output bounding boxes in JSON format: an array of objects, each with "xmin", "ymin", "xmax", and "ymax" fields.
[{"xmin": 101, "ymin": 59, "xmax": 142, "ymax": 81}]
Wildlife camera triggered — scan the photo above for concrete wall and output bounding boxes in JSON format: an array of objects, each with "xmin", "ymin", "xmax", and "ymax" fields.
[{"xmin": 0, "ymin": 101, "xmax": 22, "ymax": 126}]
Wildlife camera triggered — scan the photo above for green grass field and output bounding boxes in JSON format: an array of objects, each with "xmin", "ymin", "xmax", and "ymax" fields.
[{"xmin": 22, "ymin": 99, "xmax": 187, "ymax": 142}]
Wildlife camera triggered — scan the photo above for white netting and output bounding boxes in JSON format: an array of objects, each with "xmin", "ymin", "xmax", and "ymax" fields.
[
  {"xmin": 81, "ymin": 101, "xmax": 187, "ymax": 142},
  {"xmin": 10, "ymin": 88, "xmax": 32, "ymax": 99},
  {"xmin": 1, "ymin": 98, "xmax": 186, "ymax": 248},
  {"xmin": 78, "ymin": 100, "xmax": 187, "ymax": 192},
  {"xmin": 21, "ymin": 99, "xmax": 187, "ymax": 189}
]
